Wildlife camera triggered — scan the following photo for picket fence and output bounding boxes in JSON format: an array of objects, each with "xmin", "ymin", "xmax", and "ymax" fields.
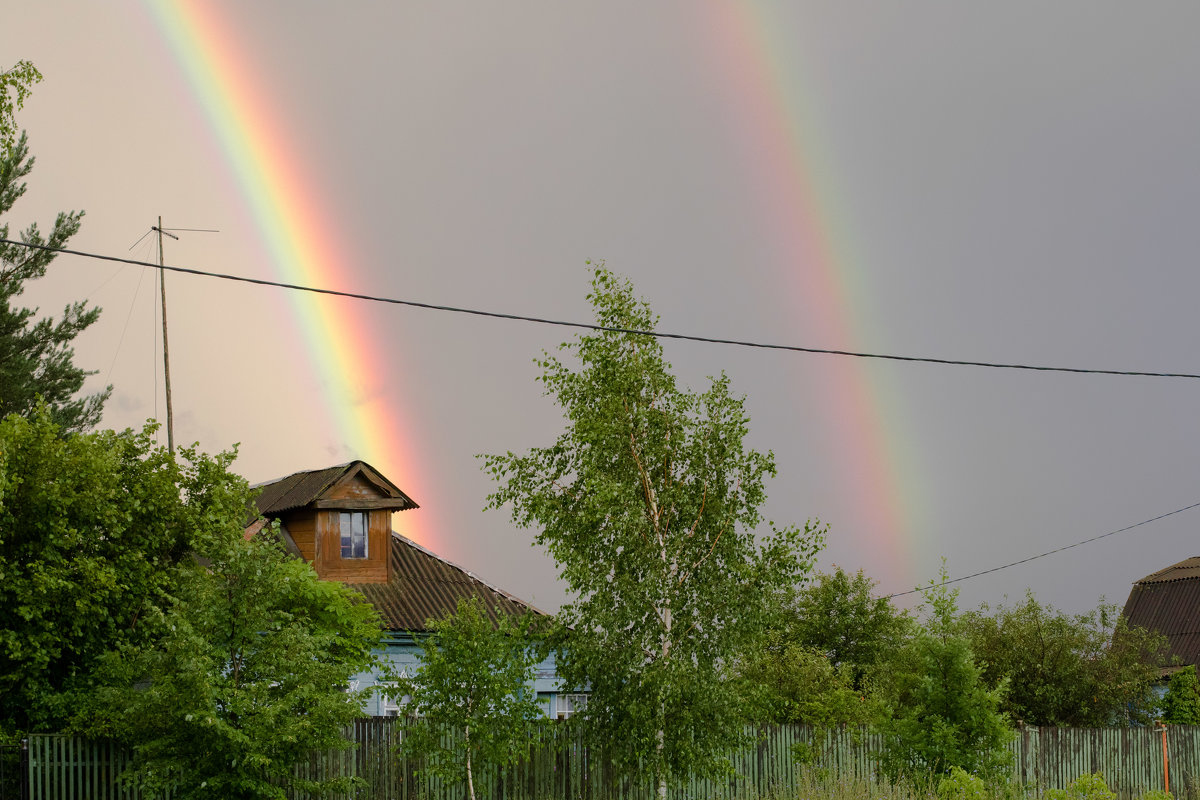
[{"xmin": 15, "ymin": 720, "xmax": 1200, "ymax": 800}]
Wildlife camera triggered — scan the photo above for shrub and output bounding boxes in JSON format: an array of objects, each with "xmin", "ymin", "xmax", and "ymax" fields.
[{"xmin": 1045, "ymin": 773, "xmax": 1116, "ymax": 800}]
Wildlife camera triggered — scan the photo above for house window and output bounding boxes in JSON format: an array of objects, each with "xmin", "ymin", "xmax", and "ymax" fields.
[
  {"xmin": 378, "ymin": 682, "xmax": 410, "ymax": 717},
  {"xmin": 557, "ymin": 693, "xmax": 588, "ymax": 720},
  {"xmin": 340, "ymin": 511, "xmax": 368, "ymax": 559}
]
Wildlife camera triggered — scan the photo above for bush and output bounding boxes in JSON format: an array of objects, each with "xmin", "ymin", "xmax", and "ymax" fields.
[
  {"xmin": 1161, "ymin": 666, "xmax": 1200, "ymax": 725},
  {"xmin": 937, "ymin": 767, "xmax": 989, "ymax": 800},
  {"xmin": 1045, "ymin": 773, "xmax": 1116, "ymax": 800}
]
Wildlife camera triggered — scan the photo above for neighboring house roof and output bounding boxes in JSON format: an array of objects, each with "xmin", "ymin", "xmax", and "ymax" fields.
[
  {"xmin": 346, "ymin": 531, "xmax": 544, "ymax": 632},
  {"xmin": 1122, "ymin": 556, "xmax": 1200, "ymax": 669},
  {"xmin": 251, "ymin": 461, "xmax": 418, "ymax": 517}
]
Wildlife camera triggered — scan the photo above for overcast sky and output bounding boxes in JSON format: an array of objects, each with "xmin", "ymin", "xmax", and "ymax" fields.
[{"xmin": 5, "ymin": 2, "xmax": 1200, "ymax": 616}]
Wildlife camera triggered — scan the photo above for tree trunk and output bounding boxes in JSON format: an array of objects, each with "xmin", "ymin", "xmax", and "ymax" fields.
[{"xmin": 466, "ymin": 724, "xmax": 476, "ymax": 800}]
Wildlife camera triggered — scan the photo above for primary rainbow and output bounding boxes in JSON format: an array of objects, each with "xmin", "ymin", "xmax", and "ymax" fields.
[
  {"xmin": 141, "ymin": 1, "xmax": 431, "ymax": 546},
  {"xmin": 703, "ymin": 5, "xmax": 922, "ymax": 585}
]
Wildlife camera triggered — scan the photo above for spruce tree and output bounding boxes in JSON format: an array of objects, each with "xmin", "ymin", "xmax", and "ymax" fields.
[{"xmin": 0, "ymin": 132, "xmax": 108, "ymax": 431}]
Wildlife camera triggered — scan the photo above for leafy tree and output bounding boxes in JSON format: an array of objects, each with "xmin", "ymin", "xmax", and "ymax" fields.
[
  {"xmin": 1161, "ymin": 665, "xmax": 1200, "ymax": 725},
  {"xmin": 396, "ymin": 597, "xmax": 543, "ymax": 800},
  {"xmin": 878, "ymin": 573, "xmax": 1013, "ymax": 782},
  {"xmin": 87, "ymin": 524, "xmax": 382, "ymax": 800},
  {"xmin": 483, "ymin": 266, "xmax": 825, "ymax": 797},
  {"xmin": 788, "ymin": 566, "xmax": 913, "ymax": 689},
  {"xmin": 0, "ymin": 61, "xmax": 40, "ymax": 154},
  {"xmin": 0, "ymin": 132, "xmax": 107, "ymax": 432},
  {"xmin": 0, "ymin": 410, "xmax": 233, "ymax": 734},
  {"xmin": 735, "ymin": 631, "xmax": 883, "ymax": 728},
  {"xmin": 962, "ymin": 592, "xmax": 1167, "ymax": 726}
]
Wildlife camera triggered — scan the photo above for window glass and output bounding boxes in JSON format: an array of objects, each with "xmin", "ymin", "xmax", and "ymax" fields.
[
  {"xmin": 557, "ymin": 693, "xmax": 588, "ymax": 719},
  {"xmin": 340, "ymin": 511, "xmax": 368, "ymax": 558}
]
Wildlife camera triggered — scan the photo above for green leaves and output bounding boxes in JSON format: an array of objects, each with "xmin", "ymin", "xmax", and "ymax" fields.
[
  {"xmin": 93, "ymin": 526, "xmax": 383, "ymax": 799},
  {"xmin": 397, "ymin": 598, "xmax": 542, "ymax": 800},
  {"xmin": 1160, "ymin": 665, "xmax": 1200, "ymax": 724},
  {"xmin": 962, "ymin": 591, "xmax": 1168, "ymax": 726},
  {"xmin": 0, "ymin": 61, "xmax": 40, "ymax": 155},
  {"xmin": 483, "ymin": 265, "xmax": 825, "ymax": 791},
  {"xmin": 0, "ymin": 132, "xmax": 106, "ymax": 432},
  {"xmin": 878, "ymin": 572, "xmax": 1014, "ymax": 782},
  {"xmin": 0, "ymin": 411, "xmax": 230, "ymax": 734}
]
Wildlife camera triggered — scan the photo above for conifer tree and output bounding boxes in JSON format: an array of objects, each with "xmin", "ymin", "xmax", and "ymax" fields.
[{"xmin": 0, "ymin": 132, "xmax": 107, "ymax": 432}]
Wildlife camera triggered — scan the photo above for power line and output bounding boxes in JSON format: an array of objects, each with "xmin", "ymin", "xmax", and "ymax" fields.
[
  {"xmin": 8, "ymin": 237, "xmax": 1200, "ymax": 380},
  {"xmin": 886, "ymin": 499, "xmax": 1200, "ymax": 599}
]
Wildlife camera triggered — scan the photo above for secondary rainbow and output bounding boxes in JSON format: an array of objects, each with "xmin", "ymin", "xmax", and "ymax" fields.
[
  {"xmin": 703, "ymin": 5, "xmax": 922, "ymax": 584},
  {"xmin": 141, "ymin": 1, "xmax": 431, "ymax": 546}
]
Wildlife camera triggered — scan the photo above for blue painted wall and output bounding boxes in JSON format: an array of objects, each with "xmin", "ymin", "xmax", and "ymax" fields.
[{"xmin": 353, "ymin": 633, "xmax": 578, "ymax": 718}]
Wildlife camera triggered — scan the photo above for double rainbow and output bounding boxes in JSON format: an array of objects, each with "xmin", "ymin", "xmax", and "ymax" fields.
[{"xmin": 145, "ymin": 2, "xmax": 916, "ymax": 582}]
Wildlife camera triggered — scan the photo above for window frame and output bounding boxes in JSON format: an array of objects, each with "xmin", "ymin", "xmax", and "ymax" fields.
[{"xmin": 339, "ymin": 510, "xmax": 369, "ymax": 559}]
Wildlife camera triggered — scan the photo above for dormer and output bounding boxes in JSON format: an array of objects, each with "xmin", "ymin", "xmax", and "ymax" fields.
[{"xmin": 250, "ymin": 461, "xmax": 418, "ymax": 584}]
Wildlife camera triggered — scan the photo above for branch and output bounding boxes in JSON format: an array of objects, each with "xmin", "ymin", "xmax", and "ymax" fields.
[{"xmin": 679, "ymin": 475, "xmax": 740, "ymax": 586}]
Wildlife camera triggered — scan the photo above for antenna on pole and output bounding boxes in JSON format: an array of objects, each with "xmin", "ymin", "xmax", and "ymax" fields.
[
  {"xmin": 144, "ymin": 219, "xmax": 217, "ymax": 457},
  {"xmin": 154, "ymin": 217, "xmax": 178, "ymax": 455}
]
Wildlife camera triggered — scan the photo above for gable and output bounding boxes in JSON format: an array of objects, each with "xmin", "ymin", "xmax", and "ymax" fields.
[{"xmin": 252, "ymin": 460, "xmax": 418, "ymax": 517}]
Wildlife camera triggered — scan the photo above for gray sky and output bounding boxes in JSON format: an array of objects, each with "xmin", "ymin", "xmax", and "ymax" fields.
[{"xmin": 4, "ymin": 2, "xmax": 1200, "ymax": 616}]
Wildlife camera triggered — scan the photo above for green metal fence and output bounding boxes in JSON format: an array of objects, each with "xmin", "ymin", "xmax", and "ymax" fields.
[{"xmin": 21, "ymin": 721, "xmax": 1200, "ymax": 800}]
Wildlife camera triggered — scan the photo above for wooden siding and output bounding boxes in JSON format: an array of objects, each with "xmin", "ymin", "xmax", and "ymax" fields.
[
  {"xmin": 282, "ymin": 511, "xmax": 317, "ymax": 563},
  {"xmin": 313, "ymin": 509, "xmax": 390, "ymax": 584},
  {"xmin": 327, "ymin": 471, "xmax": 383, "ymax": 501}
]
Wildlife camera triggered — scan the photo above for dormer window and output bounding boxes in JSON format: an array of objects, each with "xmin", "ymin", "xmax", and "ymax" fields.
[{"xmin": 340, "ymin": 511, "xmax": 369, "ymax": 559}]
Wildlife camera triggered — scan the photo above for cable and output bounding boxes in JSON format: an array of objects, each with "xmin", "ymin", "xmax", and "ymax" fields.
[
  {"xmin": 886, "ymin": 500, "xmax": 1200, "ymax": 599},
  {"xmin": 7, "ymin": 237, "xmax": 1200, "ymax": 380}
]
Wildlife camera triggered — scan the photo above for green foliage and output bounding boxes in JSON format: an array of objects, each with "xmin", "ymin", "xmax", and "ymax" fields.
[
  {"xmin": 789, "ymin": 566, "xmax": 913, "ymax": 687},
  {"xmin": 1138, "ymin": 792, "xmax": 1172, "ymax": 800},
  {"xmin": 1044, "ymin": 773, "xmax": 1116, "ymax": 800},
  {"xmin": 396, "ymin": 597, "xmax": 542, "ymax": 800},
  {"xmin": 0, "ymin": 133, "xmax": 107, "ymax": 431},
  {"xmin": 736, "ymin": 631, "xmax": 884, "ymax": 729},
  {"xmin": 962, "ymin": 592, "xmax": 1167, "ymax": 726},
  {"xmin": 937, "ymin": 766, "xmax": 990, "ymax": 800},
  {"xmin": 483, "ymin": 265, "xmax": 824, "ymax": 793},
  {"xmin": 87, "ymin": 522, "xmax": 383, "ymax": 799},
  {"xmin": 0, "ymin": 410, "xmax": 236, "ymax": 734},
  {"xmin": 1161, "ymin": 666, "xmax": 1200, "ymax": 725},
  {"xmin": 0, "ymin": 61, "xmax": 40, "ymax": 154},
  {"xmin": 879, "ymin": 570, "xmax": 1014, "ymax": 782}
]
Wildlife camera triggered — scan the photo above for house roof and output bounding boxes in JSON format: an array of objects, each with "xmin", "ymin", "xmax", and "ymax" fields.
[
  {"xmin": 251, "ymin": 460, "xmax": 418, "ymax": 517},
  {"xmin": 1133, "ymin": 557, "xmax": 1200, "ymax": 585},
  {"xmin": 1122, "ymin": 556, "xmax": 1200, "ymax": 669},
  {"xmin": 344, "ymin": 531, "xmax": 545, "ymax": 632}
]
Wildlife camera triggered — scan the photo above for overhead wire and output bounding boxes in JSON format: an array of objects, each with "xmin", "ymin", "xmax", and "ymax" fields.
[
  {"xmin": 885, "ymin": 499, "xmax": 1200, "ymax": 599},
  {"xmin": 6, "ymin": 237, "xmax": 1200, "ymax": 381},
  {"xmin": 8, "ymin": 237, "xmax": 1200, "ymax": 596}
]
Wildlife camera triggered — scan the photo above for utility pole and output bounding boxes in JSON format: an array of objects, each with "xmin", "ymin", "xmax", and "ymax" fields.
[{"xmin": 155, "ymin": 216, "xmax": 178, "ymax": 456}]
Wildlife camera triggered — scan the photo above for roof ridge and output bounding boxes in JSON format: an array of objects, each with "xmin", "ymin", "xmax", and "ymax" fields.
[{"xmin": 249, "ymin": 461, "xmax": 359, "ymax": 490}]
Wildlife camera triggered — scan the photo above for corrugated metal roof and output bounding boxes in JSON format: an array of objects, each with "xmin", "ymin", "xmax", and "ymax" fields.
[
  {"xmin": 251, "ymin": 461, "xmax": 418, "ymax": 516},
  {"xmin": 1122, "ymin": 563, "xmax": 1200, "ymax": 668},
  {"xmin": 347, "ymin": 532, "xmax": 545, "ymax": 632},
  {"xmin": 1134, "ymin": 556, "xmax": 1200, "ymax": 585}
]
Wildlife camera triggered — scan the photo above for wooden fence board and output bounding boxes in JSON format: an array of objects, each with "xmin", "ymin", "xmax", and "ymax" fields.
[{"xmin": 22, "ymin": 722, "xmax": 1200, "ymax": 799}]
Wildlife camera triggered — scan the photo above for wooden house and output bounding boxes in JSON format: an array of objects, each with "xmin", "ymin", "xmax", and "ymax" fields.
[
  {"xmin": 1121, "ymin": 556, "xmax": 1200, "ymax": 676},
  {"xmin": 246, "ymin": 460, "xmax": 580, "ymax": 718}
]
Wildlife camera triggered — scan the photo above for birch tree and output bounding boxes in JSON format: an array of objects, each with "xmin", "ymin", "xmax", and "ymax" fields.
[
  {"xmin": 483, "ymin": 266, "xmax": 824, "ymax": 796},
  {"xmin": 396, "ymin": 598, "xmax": 542, "ymax": 800}
]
